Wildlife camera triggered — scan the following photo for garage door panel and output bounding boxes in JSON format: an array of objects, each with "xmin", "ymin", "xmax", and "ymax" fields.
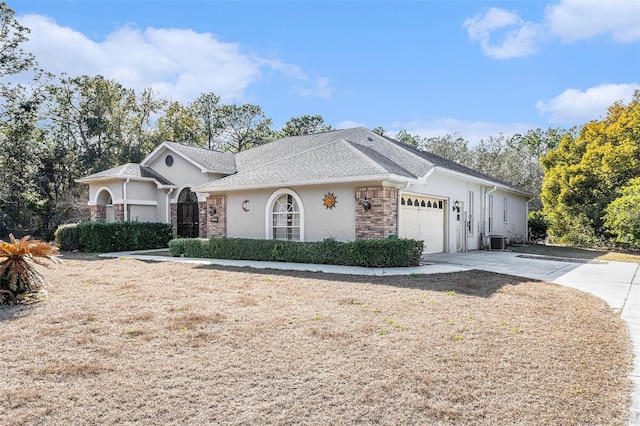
[{"xmin": 400, "ymin": 196, "xmax": 445, "ymax": 254}]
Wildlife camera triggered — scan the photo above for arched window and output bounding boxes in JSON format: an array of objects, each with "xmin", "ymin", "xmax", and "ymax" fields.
[{"xmin": 266, "ymin": 189, "xmax": 304, "ymax": 241}]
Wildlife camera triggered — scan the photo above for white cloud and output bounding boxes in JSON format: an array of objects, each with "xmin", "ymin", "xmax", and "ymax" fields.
[
  {"xmin": 545, "ymin": 0, "xmax": 640, "ymax": 43},
  {"xmin": 536, "ymin": 83, "xmax": 640, "ymax": 123},
  {"xmin": 299, "ymin": 77, "xmax": 334, "ymax": 98},
  {"xmin": 462, "ymin": 8, "xmax": 541, "ymax": 59},
  {"xmin": 336, "ymin": 120, "xmax": 368, "ymax": 129},
  {"xmin": 464, "ymin": 1, "xmax": 640, "ymax": 59},
  {"xmin": 18, "ymin": 14, "xmax": 328, "ymax": 103},
  {"xmin": 388, "ymin": 118, "xmax": 533, "ymax": 145}
]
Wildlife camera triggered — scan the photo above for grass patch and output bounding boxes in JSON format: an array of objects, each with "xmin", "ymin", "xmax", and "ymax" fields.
[{"xmin": 0, "ymin": 257, "xmax": 632, "ymax": 425}]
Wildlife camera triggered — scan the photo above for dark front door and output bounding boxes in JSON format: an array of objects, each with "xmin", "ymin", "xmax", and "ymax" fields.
[{"xmin": 177, "ymin": 188, "xmax": 199, "ymax": 238}]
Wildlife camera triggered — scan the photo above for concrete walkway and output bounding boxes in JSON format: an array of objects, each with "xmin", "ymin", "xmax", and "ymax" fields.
[{"xmin": 100, "ymin": 249, "xmax": 640, "ymax": 425}]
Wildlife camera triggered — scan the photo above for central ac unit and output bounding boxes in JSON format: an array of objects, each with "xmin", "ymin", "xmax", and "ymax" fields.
[{"xmin": 489, "ymin": 235, "xmax": 505, "ymax": 250}]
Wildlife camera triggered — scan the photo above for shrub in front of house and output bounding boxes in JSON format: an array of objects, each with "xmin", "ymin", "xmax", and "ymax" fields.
[
  {"xmin": 168, "ymin": 237, "xmax": 424, "ymax": 267},
  {"xmin": 528, "ymin": 211, "xmax": 550, "ymax": 243},
  {"xmin": 55, "ymin": 222, "xmax": 173, "ymax": 252}
]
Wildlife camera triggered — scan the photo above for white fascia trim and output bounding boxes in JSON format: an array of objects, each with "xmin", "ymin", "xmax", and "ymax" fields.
[
  {"xmin": 141, "ymin": 142, "xmax": 218, "ymax": 174},
  {"xmin": 109, "ymin": 199, "xmax": 158, "ymax": 206},
  {"xmin": 400, "ymin": 189, "xmax": 447, "ymax": 200},
  {"xmin": 417, "ymin": 166, "xmax": 436, "ymax": 183},
  {"xmin": 433, "ymin": 167, "xmax": 532, "ymax": 197},
  {"xmin": 197, "ymin": 174, "xmax": 412, "ymax": 193},
  {"xmin": 76, "ymin": 175, "xmax": 176, "ymax": 190}
]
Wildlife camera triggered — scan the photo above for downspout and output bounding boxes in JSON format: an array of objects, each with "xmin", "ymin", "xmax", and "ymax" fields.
[
  {"xmin": 166, "ymin": 188, "xmax": 175, "ymax": 224},
  {"xmin": 484, "ymin": 186, "xmax": 498, "ymax": 245},
  {"xmin": 123, "ymin": 178, "xmax": 130, "ymax": 221}
]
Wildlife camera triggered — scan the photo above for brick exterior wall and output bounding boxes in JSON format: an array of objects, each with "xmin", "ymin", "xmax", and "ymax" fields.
[
  {"xmin": 206, "ymin": 195, "xmax": 227, "ymax": 238},
  {"xmin": 198, "ymin": 201, "xmax": 208, "ymax": 238},
  {"xmin": 114, "ymin": 204, "xmax": 125, "ymax": 221},
  {"xmin": 90, "ymin": 205, "xmax": 106, "ymax": 221},
  {"xmin": 170, "ymin": 204, "xmax": 177, "ymax": 236},
  {"xmin": 355, "ymin": 187, "xmax": 398, "ymax": 240}
]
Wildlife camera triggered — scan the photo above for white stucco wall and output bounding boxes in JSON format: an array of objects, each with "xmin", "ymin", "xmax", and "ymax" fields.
[
  {"xmin": 89, "ymin": 181, "xmax": 122, "ymax": 204},
  {"xmin": 488, "ymin": 189, "xmax": 528, "ymax": 243},
  {"xmin": 147, "ymin": 149, "xmax": 225, "ymax": 202},
  {"xmin": 403, "ymin": 172, "xmax": 529, "ymax": 252},
  {"xmin": 224, "ymin": 185, "xmax": 358, "ymax": 242},
  {"xmin": 214, "ymin": 174, "xmax": 529, "ymax": 251},
  {"xmin": 129, "ymin": 205, "xmax": 157, "ymax": 222}
]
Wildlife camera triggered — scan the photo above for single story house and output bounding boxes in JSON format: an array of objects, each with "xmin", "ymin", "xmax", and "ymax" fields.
[{"xmin": 76, "ymin": 127, "xmax": 533, "ymax": 253}]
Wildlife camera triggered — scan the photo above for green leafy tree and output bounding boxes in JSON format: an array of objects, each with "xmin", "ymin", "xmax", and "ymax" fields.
[
  {"xmin": 0, "ymin": 84, "xmax": 45, "ymax": 232},
  {"xmin": 47, "ymin": 75, "xmax": 166, "ymax": 174},
  {"xmin": 394, "ymin": 129, "xmax": 422, "ymax": 148},
  {"xmin": 372, "ymin": 126, "xmax": 385, "ymax": 136},
  {"xmin": 604, "ymin": 177, "xmax": 640, "ymax": 248},
  {"xmin": 154, "ymin": 101, "xmax": 202, "ymax": 146},
  {"xmin": 422, "ymin": 133, "xmax": 472, "ymax": 165},
  {"xmin": 541, "ymin": 90, "xmax": 640, "ymax": 246},
  {"xmin": 0, "ymin": 2, "xmax": 35, "ymax": 80},
  {"xmin": 192, "ymin": 92, "xmax": 222, "ymax": 149},
  {"xmin": 214, "ymin": 104, "xmax": 274, "ymax": 152},
  {"xmin": 508, "ymin": 128, "xmax": 569, "ymax": 209},
  {"xmin": 0, "ymin": 2, "xmax": 42, "ymax": 234},
  {"xmin": 280, "ymin": 115, "xmax": 332, "ymax": 137}
]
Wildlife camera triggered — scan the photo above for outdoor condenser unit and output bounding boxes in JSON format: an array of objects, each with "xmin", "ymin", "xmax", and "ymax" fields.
[{"xmin": 489, "ymin": 235, "xmax": 505, "ymax": 250}]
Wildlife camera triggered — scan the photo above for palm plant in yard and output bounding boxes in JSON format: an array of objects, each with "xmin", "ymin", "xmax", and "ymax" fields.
[{"xmin": 0, "ymin": 234, "xmax": 59, "ymax": 304}]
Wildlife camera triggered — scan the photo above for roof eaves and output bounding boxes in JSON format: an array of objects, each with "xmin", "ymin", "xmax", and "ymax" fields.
[
  {"xmin": 75, "ymin": 174, "xmax": 177, "ymax": 189},
  {"xmin": 433, "ymin": 167, "xmax": 533, "ymax": 196},
  {"xmin": 196, "ymin": 173, "xmax": 410, "ymax": 193},
  {"xmin": 142, "ymin": 142, "xmax": 232, "ymax": 174}
]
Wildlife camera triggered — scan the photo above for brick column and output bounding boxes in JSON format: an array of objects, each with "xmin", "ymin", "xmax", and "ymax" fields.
[
  {"xmin": 90, "ymin": 205, "xmax": 106, "ymax": 221},
  {"xmin": 114, "ymin": 204, "xmax": 125, "ymax": 221},
  {"xmin": 206, "ymin": 195, "xmax": 227, "ymax": 238},
  {"xmin": 355, "ymin": 187, "xmax": 398, "ymax": 240},
  {"xmin": 170, "ymin": 204, "xmax": 177, "ymax": 236},
  {"xmin": 198, "ymin": 201, "xmax": 208, "ymax": 238}
]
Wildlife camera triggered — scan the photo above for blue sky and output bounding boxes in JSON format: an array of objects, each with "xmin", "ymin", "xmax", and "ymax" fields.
[{"xmin": 8, "ymin": 0, "xmax": 640, "ymax": 142}]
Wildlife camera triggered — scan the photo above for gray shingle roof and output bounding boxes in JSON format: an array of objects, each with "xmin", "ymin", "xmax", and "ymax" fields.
[
  {"xmin": 199, "ymin": 127, "xmax": 530, "ymax": 194},
  {"xmin": 76, "ymin": 163, "xmax": 174, "ymax": 186},
  {"xmin": 163, "ymin": 142, "xmax": 236, "ymax": 174},
  {"xmin": 382, "ymin": 136, "xmax": 530, "ymax": 193},
  {"xmin": 78, "ymin": 128, "xmax": 530, "ymax": 196}
]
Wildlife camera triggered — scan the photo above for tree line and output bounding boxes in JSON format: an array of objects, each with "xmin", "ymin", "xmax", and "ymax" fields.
[{"xmin": 0, "ymin": 3, "xmax": 638, "ymax": 249}]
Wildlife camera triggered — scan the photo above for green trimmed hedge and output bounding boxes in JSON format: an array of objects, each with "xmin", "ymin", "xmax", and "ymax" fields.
[
  {"xmin": 55, "ymin": 222, "xmax": 173, "ymax": 253},
  {"xmin": 168, "ymin": 237, "xmax": 424, "ymax": 267}
]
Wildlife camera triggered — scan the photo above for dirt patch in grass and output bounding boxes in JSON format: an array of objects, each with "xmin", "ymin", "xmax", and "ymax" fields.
[{"xmin": 0, "ymin": 256, "xmax": 632, "ymax": 425}]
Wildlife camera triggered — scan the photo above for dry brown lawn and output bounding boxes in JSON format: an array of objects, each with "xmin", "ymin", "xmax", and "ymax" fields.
[{"xmin": 0, "ymin": 254, "xmax": 632, "ymax": 425}]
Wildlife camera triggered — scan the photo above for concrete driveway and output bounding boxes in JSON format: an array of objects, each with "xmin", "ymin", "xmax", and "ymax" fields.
[{"xmin": 103, "ymin": 248, "xmax": 640, "ymax": 424}]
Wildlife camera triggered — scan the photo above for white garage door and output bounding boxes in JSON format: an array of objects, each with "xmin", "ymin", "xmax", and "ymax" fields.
[{"xmin": 399, "ymin": 196, "xmax": 445, "ymax": 254}]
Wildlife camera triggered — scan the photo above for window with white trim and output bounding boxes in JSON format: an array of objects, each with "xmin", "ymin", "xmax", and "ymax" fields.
[
  {"xmin": 272, "ymin": 193, "xmax": 301, "ymax": 241},
  {"xmin": 503, "ymin": 198, "xmax": 508, "ymax": 223}
]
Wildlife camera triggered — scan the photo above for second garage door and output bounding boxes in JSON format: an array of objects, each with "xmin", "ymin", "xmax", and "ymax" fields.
[{"xmin": 399, "ymin": 196, "xmax": 445, "ymax": 254}]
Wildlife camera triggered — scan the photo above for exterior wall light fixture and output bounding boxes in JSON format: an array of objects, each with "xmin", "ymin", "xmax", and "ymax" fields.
[{"xmin": 362, "ymin": 198, "xmax": 371, "ymax": 211}]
